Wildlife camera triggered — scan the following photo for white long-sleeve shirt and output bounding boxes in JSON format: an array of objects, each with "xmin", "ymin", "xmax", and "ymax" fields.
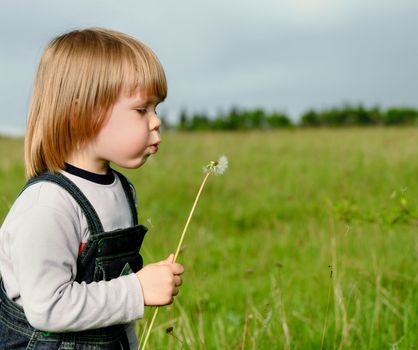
[{"xmin": 0, "ymin": 169, "xmax": 144, "ymax": 346}]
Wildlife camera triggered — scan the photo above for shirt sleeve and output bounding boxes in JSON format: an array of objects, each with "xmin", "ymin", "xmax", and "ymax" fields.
[{"xmin": 8, "ymin": 184, "xmax": 145, "ymax": 332}]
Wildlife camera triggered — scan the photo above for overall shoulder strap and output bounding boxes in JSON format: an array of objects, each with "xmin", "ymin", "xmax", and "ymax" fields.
[
  {"xmin": 112, "ymin": 169, "xmax": 138, "ymax": 226},
  {"xmin": 21, "ymin": 172, "xmax": 104, "ymax": 234}
]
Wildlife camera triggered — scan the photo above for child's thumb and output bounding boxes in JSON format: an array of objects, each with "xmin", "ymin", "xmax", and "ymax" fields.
[
  {"xmin": 155, "ymin": 254, "xmax": 174, "ymax": 265},
  {"xmin": 166, "ymin": 254, "xmax": 175, "ymax": 263}
]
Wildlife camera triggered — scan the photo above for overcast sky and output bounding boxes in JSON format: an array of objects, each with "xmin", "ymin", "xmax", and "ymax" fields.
[{"xmin": 1, "ymin": 0, "xmax": 417, "ymax": 135}]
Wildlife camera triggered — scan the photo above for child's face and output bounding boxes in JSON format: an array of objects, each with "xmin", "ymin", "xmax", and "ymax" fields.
[{"xmin": 92, "ymin": 87, "xmax": 161, "ymax": 170}]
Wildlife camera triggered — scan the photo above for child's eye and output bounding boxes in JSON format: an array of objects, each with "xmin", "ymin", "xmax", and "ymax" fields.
[{"xmin": 136, "ymin": 108, "xmax": 147, "ymax": 115}]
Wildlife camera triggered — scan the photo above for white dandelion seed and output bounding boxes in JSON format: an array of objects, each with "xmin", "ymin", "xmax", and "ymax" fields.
[{"xmin": 203, "ymin": 155, "xmax": 228, "ymax": 175}]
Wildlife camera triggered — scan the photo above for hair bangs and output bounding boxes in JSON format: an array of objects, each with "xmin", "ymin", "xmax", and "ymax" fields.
[{"xmin": 122, "ymin": 43, "xmax": 167, "ymax": 102}]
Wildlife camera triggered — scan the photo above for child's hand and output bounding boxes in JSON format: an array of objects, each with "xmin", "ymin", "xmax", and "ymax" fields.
[{"xmin": 135, "ymin": 254, "xmax": 184, "ymax": 306}]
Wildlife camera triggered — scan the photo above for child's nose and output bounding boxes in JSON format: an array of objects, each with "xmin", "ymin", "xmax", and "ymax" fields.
[{"xmin": 149, "ymin": 112, "xmax": 161, "ymax": 131}]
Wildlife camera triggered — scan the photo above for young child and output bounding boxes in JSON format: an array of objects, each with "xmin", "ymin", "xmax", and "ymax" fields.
[{"xmin": 0, "ymin": 28, "xmax": 184, "ymax": 349}]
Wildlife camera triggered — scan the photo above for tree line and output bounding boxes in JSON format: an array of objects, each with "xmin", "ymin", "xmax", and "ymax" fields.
[{"xmin": 169, "ymin": 105, "xmax": 418, "ymax": 130}]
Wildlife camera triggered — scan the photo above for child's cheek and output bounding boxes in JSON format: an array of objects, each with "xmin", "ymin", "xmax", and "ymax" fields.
[{"xmin": 121, "ymin": 127, "xmax": 149, "ymax": 158}]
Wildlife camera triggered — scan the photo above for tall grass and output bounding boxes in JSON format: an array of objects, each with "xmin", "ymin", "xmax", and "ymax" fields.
[{"xmin": 0, "ymin": 129, "xmax": 417, "ymax": 349}]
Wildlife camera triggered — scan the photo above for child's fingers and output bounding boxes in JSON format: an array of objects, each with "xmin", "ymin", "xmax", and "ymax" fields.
[
  {"xmin": 171, "ymin": 263, "xmax": 185, "ymax": 275},
  {"xmin": 174, "ymin": 275, "xmax": 182, "ymax": 286}
]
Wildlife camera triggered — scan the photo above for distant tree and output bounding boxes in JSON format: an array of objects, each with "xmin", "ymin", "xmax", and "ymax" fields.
[
  {"xmin": 365, "ymin": 106, "xmax": 383, "ymax": 125},
  {"xmin": 159, "ymin": 114, "xmax": 170, "ymax": 131},
  {"xmin": 217, "ymin": 107, "xmax": 240, "ymax": 130},
  {"xmin": 301, "ymin": 105, "xmax": 383, "ymax": 127},
  {"xmin": 301, "ymin": 110, "xmax": 321, "ymax": 126},
  {"xmin": 382, "ymin": 108, "xmax": 418, "ymax": 125},
  {"xmin": 175, "ymin": 105, "xmax": 418, "ymax": 130},
  {"xmin": 179, "ymin": 109, "xmax": 189, "ymax": 130},
  {"xmin": 247, "ymin": 109, "xmax": 267, "ymax": 129},
  {"xmin": 189, "ymin": 112, "xmax": 211, "ymax": 130},
  {"xmin": 267, "ymin": 112, "xmax": 292, "ymax": 128}
]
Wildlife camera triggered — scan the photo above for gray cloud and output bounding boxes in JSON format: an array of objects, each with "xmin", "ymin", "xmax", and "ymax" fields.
[{"xmin": 1, "ymin": 0, "xmax": 418, "ymax": 134}]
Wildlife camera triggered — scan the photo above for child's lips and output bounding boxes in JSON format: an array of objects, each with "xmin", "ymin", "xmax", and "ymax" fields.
[{"xmin": 149, "ymin": 141, "xmax": 160, "ymax": 153}]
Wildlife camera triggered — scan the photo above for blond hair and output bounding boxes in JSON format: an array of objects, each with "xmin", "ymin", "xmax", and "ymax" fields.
[{"xmin": 25, "ymin": 28, "xmax": 167, "ymax": 178}]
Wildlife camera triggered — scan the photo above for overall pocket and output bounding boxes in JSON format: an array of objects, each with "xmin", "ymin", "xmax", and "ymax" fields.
[
  {"xmin": 79, "ymin": 225, "xmax": 147, "ymax": 283},
  {"xmin": 95, "ymin": 251, "xmax": 141, "ymax": 281}
]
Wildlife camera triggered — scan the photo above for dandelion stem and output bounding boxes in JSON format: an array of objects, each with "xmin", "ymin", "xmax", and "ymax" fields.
[
  {"xmin": 140, "ymin": 171, "xmax": 211, "ymax": 350},
  {"xmin": 174, "ymin": 171, "xmax": 210, "ymax": 262},
  {"xmin": 140, "ymin": 307, "xmax": 159, "ymax": 350}
]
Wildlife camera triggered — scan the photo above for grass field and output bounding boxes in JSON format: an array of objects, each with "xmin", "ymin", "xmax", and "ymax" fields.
[{"xmin": 0, "ymin": 129, "xmax": 417, "ymax": 349}]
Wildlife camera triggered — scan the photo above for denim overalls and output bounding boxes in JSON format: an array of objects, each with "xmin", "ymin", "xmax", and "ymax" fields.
[{"xmin": 0, "ymin": 171, "xmax": 148, "ymax": 349}]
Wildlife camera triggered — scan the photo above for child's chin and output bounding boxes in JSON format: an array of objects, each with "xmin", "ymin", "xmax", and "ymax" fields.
[{"xmin": 114, "ymin": 156, "xmax": 148, "ymax": 169}]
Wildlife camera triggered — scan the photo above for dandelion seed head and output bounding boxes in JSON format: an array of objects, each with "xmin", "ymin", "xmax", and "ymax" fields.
[{"xmin": 203, "ymin": 155, "xmax": 228, "ymax": 175}]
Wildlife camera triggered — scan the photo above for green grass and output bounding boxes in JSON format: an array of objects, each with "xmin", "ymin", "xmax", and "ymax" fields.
[{"xmin": 1, "ymin": 129, "xmax": 417, "ymax": 349}]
